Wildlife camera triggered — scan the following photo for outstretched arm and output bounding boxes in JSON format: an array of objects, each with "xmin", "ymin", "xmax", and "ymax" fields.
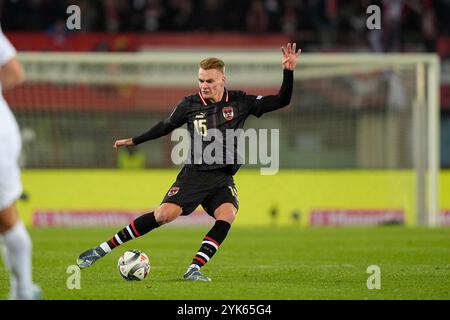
[
  {"xmin": 249, "ymin": 43, "xmax": 301, "ymax": 117},
  {"xmin": 113, "ymin": 119, "xmax": 177, "ymax": 149},
  {"xmin": 114, "ymin": 99, "xmax": 188, "ymax": 149}
]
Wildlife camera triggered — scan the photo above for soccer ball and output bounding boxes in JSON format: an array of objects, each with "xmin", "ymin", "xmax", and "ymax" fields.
[{"xmin": 117, "ymin": 249, "xmax": 150, "ymax": 281}]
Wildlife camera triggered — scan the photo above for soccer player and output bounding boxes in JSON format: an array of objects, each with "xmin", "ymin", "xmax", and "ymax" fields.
[
  {"xmin": 0, "ymin": 28, "xmax": 41, "ymax": 299},
  {"xmin": 77, "ymin": 43, "xmax": 301, "ymax": 281}
]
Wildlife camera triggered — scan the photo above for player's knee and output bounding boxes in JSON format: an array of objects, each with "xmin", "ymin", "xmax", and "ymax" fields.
[
  {"xmin": 214, "ymin": 203, "xmax": 237, "ymax": 224},
  {"xmin": 154, "ymin": 203, "xmax": 182, "ymax": 225},
  {"xmin": 219, "ymin": 213, "xmax": 236, "ymax": 225}
]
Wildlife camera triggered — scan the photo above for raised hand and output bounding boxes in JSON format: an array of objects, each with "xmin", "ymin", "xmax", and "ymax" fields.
[{"xmin": 281, "ymin": 43, "xmax": 301, "ymax": 71}]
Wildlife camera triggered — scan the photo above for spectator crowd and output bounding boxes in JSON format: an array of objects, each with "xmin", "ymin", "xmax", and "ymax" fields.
[{"xmin": 1, "ymin": 0, "xmax": 450, "ymax": 52}]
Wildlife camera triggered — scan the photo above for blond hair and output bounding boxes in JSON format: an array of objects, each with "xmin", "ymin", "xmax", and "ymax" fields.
[{"xmin": 199, "ymin": 57, "xmax": 225, "ymax": 74}]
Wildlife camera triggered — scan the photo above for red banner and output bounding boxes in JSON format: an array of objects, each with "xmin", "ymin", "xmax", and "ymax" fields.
[
  {"xmin": 5, "ymin": 32, "xmax": 290, "ymax": 52},
  {"xmin": 310, "ymin": 209, "xmax": 405, "ymax": 226},
  {"xmin": 32, "ymin": 209, "xmax": 213, "ymax": 227},
  {"xmin": 6, "ymin": 85, "xmax": 279, "ymax": 112}
]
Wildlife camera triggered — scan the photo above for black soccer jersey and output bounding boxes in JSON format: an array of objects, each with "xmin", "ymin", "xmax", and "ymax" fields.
[
  {"xmin": 132, "ymin": 69, "xmax": 293, "ymax": 175},
  {"xmin": 167, "ymin": 89, "xmax": 264, "ymax": 172}
]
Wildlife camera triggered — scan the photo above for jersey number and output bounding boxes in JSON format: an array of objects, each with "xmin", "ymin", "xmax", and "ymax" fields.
[{"xmin": 194, "ymin": 119, "xmax": 208, "ymax": 137}]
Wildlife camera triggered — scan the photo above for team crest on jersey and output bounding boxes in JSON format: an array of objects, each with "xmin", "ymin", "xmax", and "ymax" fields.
[
  {"xmin": 167, "ymin": 187, "xmax": 179, "ymax": 197},
  {"xmin": 222, "ymin": 106, "xmax": 234, "ymax": 120}
]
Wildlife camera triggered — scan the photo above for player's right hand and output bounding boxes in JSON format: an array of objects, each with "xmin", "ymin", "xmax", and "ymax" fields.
[{"xmin": 113, "ymin": 138, "xmax": 135, "ymax": 148}]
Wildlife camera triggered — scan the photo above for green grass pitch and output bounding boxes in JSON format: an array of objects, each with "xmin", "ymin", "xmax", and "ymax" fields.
[{"xmin": 1, "ymin": 226, "xmax": 449, "ymax": 300}]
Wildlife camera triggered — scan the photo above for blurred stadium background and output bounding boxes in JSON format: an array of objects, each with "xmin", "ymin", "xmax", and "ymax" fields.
[
  {"xmin": 2, "ymin": 0, "xmax": 450, "ymax": 301},
  {"xmin": 2, "ymin": 0, "xmax": 450, "ymax": 228}
]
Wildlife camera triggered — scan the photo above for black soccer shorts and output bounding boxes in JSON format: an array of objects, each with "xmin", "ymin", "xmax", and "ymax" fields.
[{"xmin": 161, "ymin": 166, "xmax": 239, "ymax": 217}]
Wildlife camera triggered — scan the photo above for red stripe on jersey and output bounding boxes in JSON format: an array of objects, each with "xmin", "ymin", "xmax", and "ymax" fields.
[
  {"xmin": 204, "ymin": 236, "xmax": 220, "ymax": 246},
  {"xmin": 225, "ymin": 90, "xmax": 229, "ymax": 102},
  {"xmin": 194, "ymin": 256, "xmax": 207, "ymax": 265},
  {"xmin": 111, "ymin": 237, "xmax": 118, "ymax": 248},
  {"xmin": 198, "ymin": 92, "xmax": 208, "ymax": 106},
  {"xmin": 131, "ymin": 221, "xmax": 140, "ymax": 237}
]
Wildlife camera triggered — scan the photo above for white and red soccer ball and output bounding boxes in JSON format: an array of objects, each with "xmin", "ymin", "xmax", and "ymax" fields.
[{"xmin": 117, "ymin": 249, "xmax": 150, "ymax": 281}]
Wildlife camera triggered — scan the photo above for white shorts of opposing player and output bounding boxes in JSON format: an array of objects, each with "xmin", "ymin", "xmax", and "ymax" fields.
[{"xmin": 0, "ymin": 96, "xmax": 22, "ymax": 210}]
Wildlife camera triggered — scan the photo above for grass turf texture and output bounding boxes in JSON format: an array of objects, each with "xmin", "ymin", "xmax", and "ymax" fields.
[{"xmin": 1, "ymin": 226, "xmax": 449, "ymax": 300}]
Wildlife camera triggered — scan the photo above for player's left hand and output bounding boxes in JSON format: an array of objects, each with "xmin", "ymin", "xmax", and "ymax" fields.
[
  {"xmin": 281, "ymin": 43, "xmax": 301, "ymax": 71},
  {"xmin": 113, "ymin": 138, "xmax": 135, "ymax": 148}
]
